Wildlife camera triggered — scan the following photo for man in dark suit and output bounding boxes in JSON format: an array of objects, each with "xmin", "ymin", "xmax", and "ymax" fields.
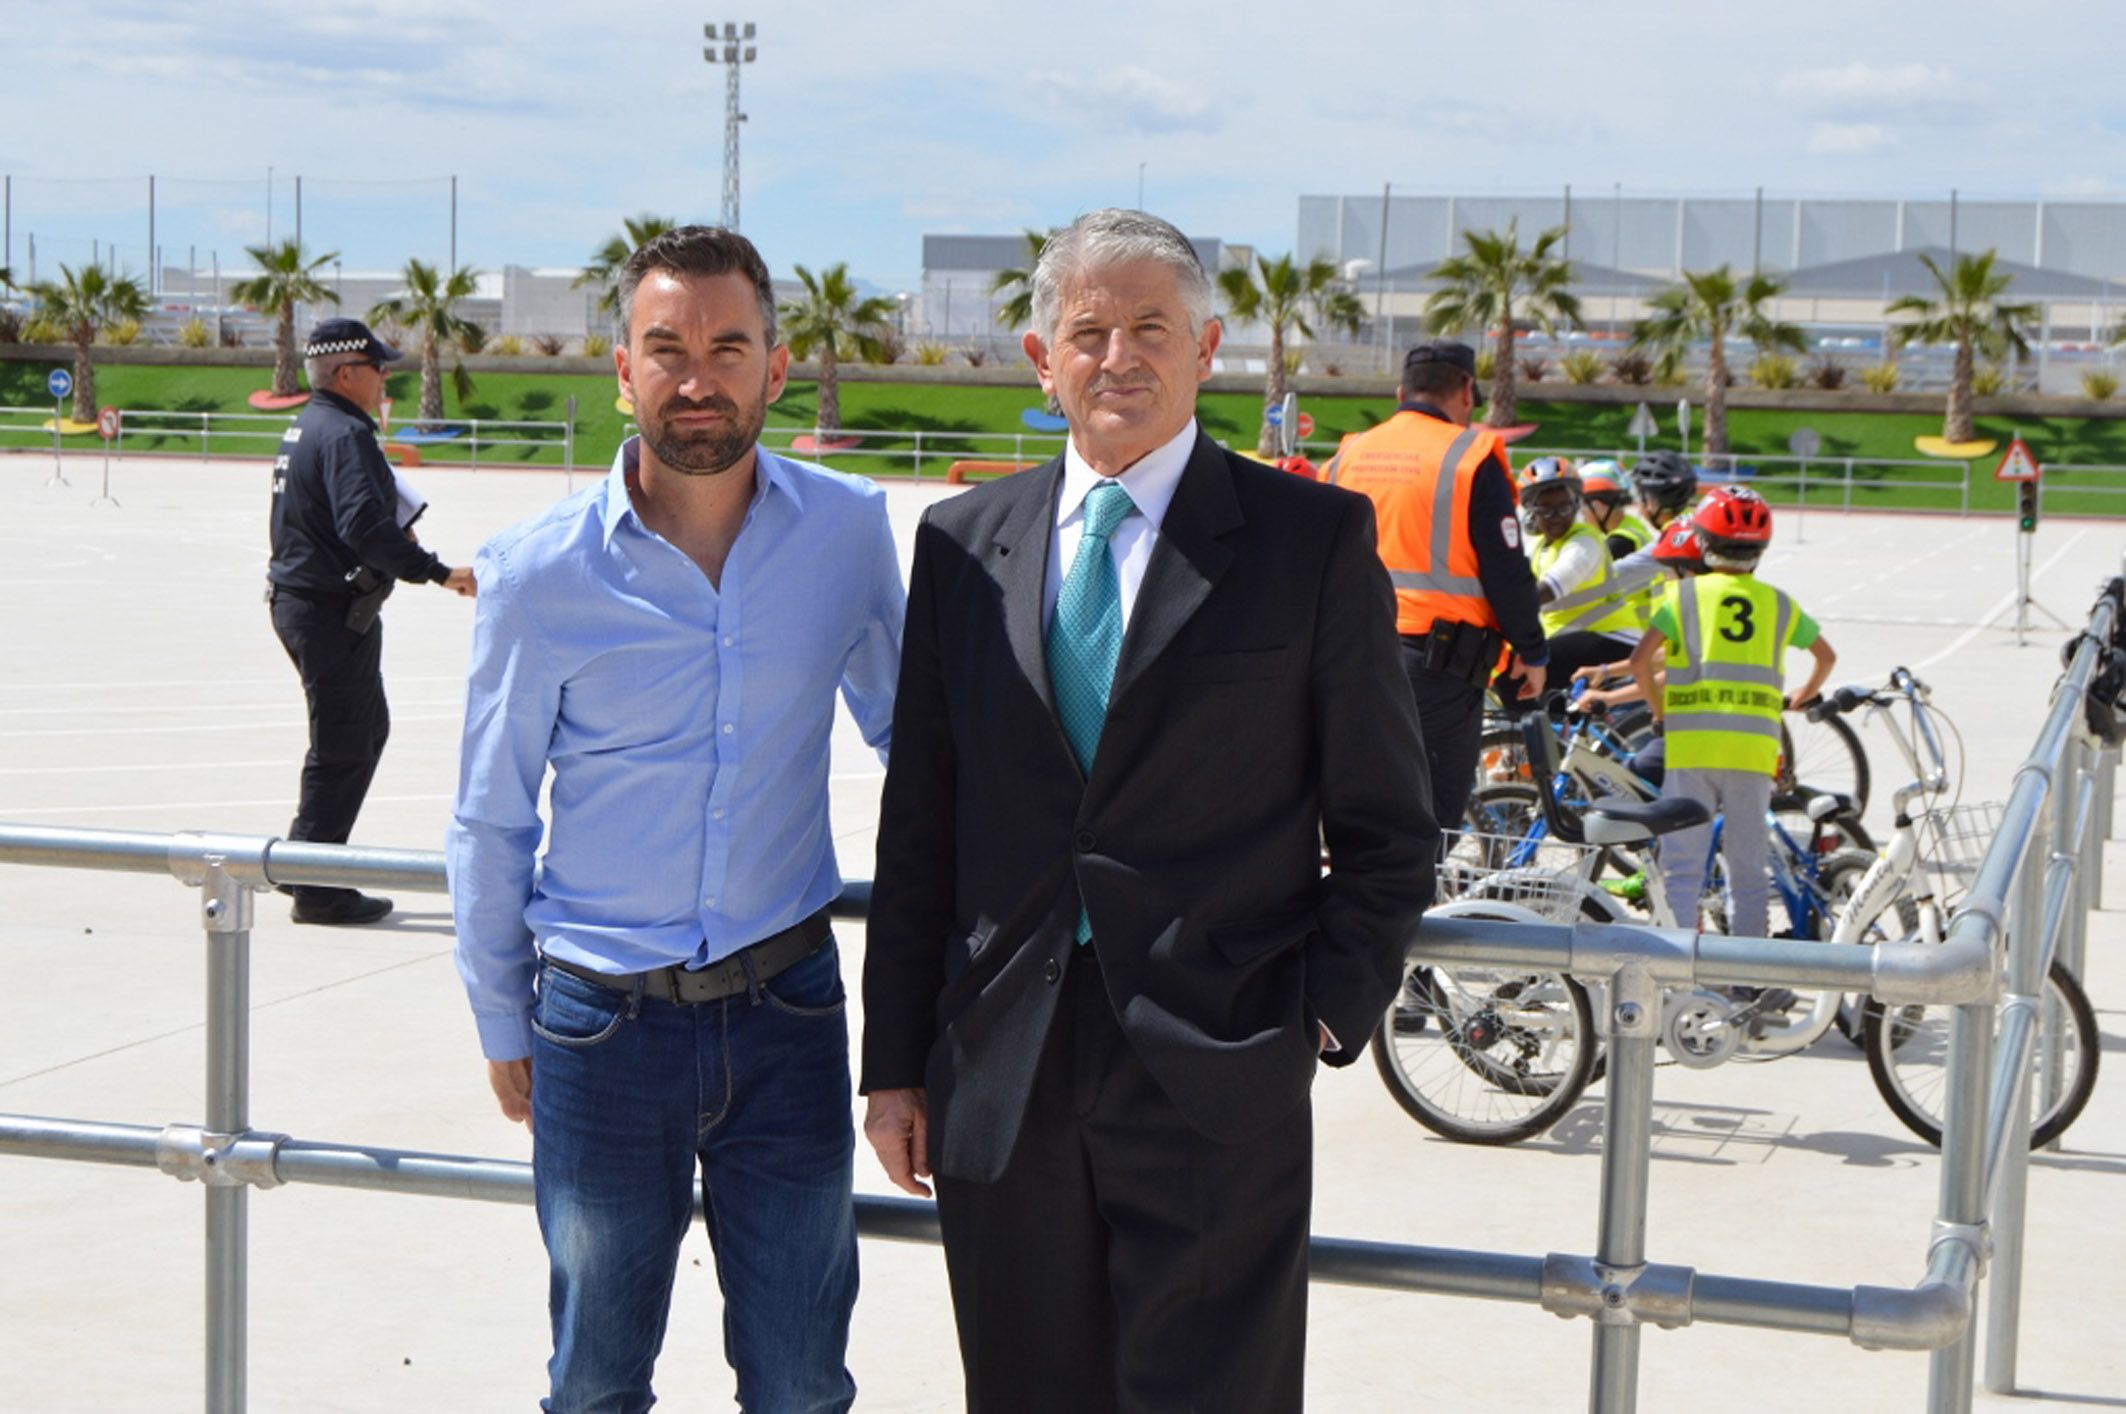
[{"xmin": 861, "ymin": 209, "xmax": 1437, "ymax": 1412}]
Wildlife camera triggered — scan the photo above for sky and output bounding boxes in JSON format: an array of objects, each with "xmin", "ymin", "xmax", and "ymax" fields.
[{"xmin": 4, "ymin": 0, "xmax": 2125, "ymax": 290}]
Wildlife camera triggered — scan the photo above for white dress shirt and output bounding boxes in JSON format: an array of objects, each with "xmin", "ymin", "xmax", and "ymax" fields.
[{"xmin": 1043, "ymin": 418, "xmax": 1198, "ymax": 631}]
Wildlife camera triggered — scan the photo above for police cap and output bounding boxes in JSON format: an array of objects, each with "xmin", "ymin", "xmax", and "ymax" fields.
[
  {"xmin": 1403, "ymin": 340, "xmax": 1484, "ymax": 405},
  {"xmin": 304, "ymin": 317, "xmax": 403, "ymax": 363}
]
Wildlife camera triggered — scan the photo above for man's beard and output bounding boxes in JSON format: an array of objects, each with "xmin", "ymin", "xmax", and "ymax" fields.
[{"xmin": 642, "ymin": 384, "xmax": 768, "ymax": 475}]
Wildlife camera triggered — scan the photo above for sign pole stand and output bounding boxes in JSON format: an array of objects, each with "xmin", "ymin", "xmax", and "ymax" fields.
[
  {"xmin": 92, "ymin": 406, "xmax": 121, "ymax": 509},
  {"xmin": 45, "ymin": 395, "xmax": 68, "ymax": 487},
  {"xmin": 44, "ymin": 367, "xmax": 74, "ymax": 487},
  {"xmin": 1979, "ymin": 437, "xmax": 2066, "ymax": 645}
]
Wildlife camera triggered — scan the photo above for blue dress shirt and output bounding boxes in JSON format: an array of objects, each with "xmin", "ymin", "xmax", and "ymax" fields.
[{"xmin": 447, "ymin": 438, "xmax": 905, "ymax": 1060}]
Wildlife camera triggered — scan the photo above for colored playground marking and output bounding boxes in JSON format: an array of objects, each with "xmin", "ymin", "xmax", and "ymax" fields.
[
  {"xmin": 1915, "ymin": 435, "xmax": 1998, "ymax": 459},
  {"xmin": 39, "ymin": 418, "xmax": 99, "ymax": 436},
  {"xmin": 1020, "ymin": 407, "xmax": 1069, "ymax": 432},
  {"xmin": 791, "ymin": 433, "xmax": 865, "ymax": 453},
  {"xmin": 1493, "ymin": 423, "xmax": 1541, "ymax": 445},
  {"xmin": 389, "ymin": 426, "xmax": 467, "ymax": 445},
  {"xmin": 381, "ymin": 443, "xmax": 422, "ymax": 467},
  {"xmin": 246, "ymin": 389, "xmax": 311, "ymax": 412},
  {"xmin": 616, "ymin": 395, "xmax": 634, "ymax": 416}
]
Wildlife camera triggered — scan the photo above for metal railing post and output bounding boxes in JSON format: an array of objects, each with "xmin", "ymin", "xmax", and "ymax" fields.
[
  {"xmin": 1982, "ymin": 799, "xmax": 2051, "ymax": 1395},
  {"xmin": 1588, "ymin": 962, "xmax": 1659, "ymax": 1413},
  {"xmin": 470, "ymin": 421, "xmax": 480, "ymax": 471},
  {"xmin": 1843, "ymin": 459, "xmax": 1854, "ymax": 512},
  {"xmin": 1925, "ymin": 984, "xmax": 1993, "ymax": 1414},
  {"xmin": 200, "ymin": 855, "xmax": 253, "ymax": 1414},
  {"xmin": 912, "ymin": 430, "xmax": 923, "ymax": 479}
]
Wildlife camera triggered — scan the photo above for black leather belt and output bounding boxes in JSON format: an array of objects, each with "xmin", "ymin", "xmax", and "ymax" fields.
[
  {"xmin": 267, "ymin": 582, "xmax": 352, "ymax": 606},
  {"xmin": 544, "ymin": 909, "xmax": 831, "ymax": 1005}
]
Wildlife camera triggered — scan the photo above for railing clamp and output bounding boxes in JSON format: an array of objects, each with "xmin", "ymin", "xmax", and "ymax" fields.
[
  {"xmin": 155, "ymin": 1125, "xmax": 288, "ymax": 1190},
  {"xmin": 1540, "ymin": 1252, "xmax": 1694, "ymax": 1329}
]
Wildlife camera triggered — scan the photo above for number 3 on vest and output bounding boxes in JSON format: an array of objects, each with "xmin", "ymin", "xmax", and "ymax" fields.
[{"xmin": 1718, "ymin": 595, "xmax": 1755, "ymax": 643}]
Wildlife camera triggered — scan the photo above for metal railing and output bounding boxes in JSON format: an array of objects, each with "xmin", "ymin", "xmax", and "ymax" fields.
[
  {"xmin": 0, "ymin": 580, "xmax": 2117, "ymax": 1410},
  {"xmin": 0, "ymin": 404, "xmax": 575, "ymax": 473}
]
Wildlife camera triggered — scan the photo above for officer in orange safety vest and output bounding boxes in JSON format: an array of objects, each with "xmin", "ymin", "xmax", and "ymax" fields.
[{"xmin": 1320, "ymin": 341, "xmax": 1547, "ymax": 830}]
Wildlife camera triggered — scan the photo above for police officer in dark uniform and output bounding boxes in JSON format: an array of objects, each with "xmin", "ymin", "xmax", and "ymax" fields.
[{"xmin": 269, "ymin": 318, "xmax": 476, "ymax": 924}]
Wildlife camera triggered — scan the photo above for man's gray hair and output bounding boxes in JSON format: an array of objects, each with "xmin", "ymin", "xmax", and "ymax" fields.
[
  {"xmin": 304, "ymin": 350, "xmax": 366, "ymax": 393},
  {"xmin": 1030, "ymin": 209, "xmax": 1215, "ymax": 341}
]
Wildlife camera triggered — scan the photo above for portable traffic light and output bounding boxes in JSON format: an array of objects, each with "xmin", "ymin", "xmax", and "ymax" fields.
[{"xmin": 2018, "ymin": 480, "xmax": 2040, "ymax": 533}]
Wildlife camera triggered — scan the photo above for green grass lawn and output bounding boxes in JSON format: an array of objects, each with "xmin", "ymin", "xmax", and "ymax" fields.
[{"xmin": 7, "ymin": 358, "xmax": 2124, "ymax": 515}]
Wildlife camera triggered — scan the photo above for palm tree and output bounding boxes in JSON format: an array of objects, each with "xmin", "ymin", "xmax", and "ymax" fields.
[
  {"xmin": 988, "ymin": 228, "xmax": 1053, "ymax": 333},
  {"xmin": 368, "ymin": 260, "xmax": 481, "ymax": 426},
  {"xmin": 228, "ymin": 240, "xmax": 339, "ymax": 396},
  {"xmin": 1632, "ymin": 266, "xmax": 1805, "ymax": 457},
  {"xmin": 1423, "ymin": 223, "xmax": 1580, "ymax": 430},
  {"xmin": 1217, "ymin": 253, "xmax": 1365, "ymax": 455},
  {"xmin": 575, "ymin": 213, "xmax": 680, "ymax": 321},
  {"xmin": 25, "ymin": 264, "xmax": 147, "ymax": 422},
  {"xmin": 1886, "ymin": 250, "xmax": 2039, "ymax": 444},
  {"xmin": 779, "ymin": 262, "xmax": 896, "ymax": 442}
]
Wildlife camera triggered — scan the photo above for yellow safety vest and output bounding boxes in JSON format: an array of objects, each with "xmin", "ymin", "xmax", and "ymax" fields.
[
  {"xmin": 1534, "ymin": 523, "xmax": 1640, "ymax": 638},
  {"xmin": 1658, "ymin": 573, "xmax": 1801, "ymax": 773},
  {"xmin": 1613, "ymin": 512, "xmax": 1658, "ymax": 623}
]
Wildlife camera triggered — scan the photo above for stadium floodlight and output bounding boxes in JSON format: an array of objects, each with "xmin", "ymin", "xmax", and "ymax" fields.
[{"xmin": 702, "ymin": 20, "xmax": 758, "ymax": 230}]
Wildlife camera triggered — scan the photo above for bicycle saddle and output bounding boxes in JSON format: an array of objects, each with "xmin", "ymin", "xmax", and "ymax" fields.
[{"xmin": 1583, "ymin": 796, "xmax": 1713, "ymax": 845}]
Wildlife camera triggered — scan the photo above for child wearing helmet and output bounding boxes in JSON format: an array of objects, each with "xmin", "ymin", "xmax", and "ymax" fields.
[
  {"xmin": 1577, "ymin": 461, "xmax": 1655, "ymax": 561},
  {"xmin": 1522, "ymin": 457, "xmax": 1645, "ymax": 687},
  {"xmin": 1628, "ymin": 488, "xmax": 1837, "ymax": 936}
]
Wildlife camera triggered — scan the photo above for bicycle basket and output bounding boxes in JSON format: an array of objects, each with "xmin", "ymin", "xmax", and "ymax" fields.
[
  {"xmin": 1917, "ymin": 801, "xmax": 2005, "ymax": 904},
  {"xmin": 1437, "ymin": 831, "xmax": 1603, "ymax": 923}
]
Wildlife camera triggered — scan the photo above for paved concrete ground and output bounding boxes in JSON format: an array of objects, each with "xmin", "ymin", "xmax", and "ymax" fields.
[{"xmin": 0, "ymin": 448, "xmax": 2120, "ymax": 1411}]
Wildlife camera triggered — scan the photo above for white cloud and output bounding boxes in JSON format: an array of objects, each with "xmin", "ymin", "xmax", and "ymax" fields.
[
  {"xmin": 1806, "ymin": 122, "xmax": 1898, "ymax": 156},
  {"xmin": 1775, "ymin": 62, "xmax": 1967, "ymax": 118},
  {"xmin": 1023, "ymin": 66, "xmax": 1219, "ymax": 136}
]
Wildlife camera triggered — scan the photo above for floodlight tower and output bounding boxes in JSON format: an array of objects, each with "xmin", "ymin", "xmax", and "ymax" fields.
[{"xmin": 703, "ymin": 21, "xmax": 757, "ymax": 230}]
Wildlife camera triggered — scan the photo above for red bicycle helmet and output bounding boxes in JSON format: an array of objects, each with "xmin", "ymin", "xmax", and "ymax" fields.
[
  {"xmin": 1648, "ymin": 519, "xmax": 1706, "ymax": 574},
  {"xmin": 1691, "ymin": 486, "xmax": 1773, "ymax": 567}
]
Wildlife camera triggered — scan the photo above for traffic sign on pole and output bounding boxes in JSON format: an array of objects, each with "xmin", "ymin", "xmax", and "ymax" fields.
[
  {"xmin": 1627, "ymin": 403, "xmax": 1659, "ymax": 454},
  {"xmin": 97, "ymin": 406, "xmax": 122, "ymax": 441},
  {"xmin": 1993, "ymin": 436, "xmax": 2040, "ymax": 483},
  {"xmin": 1295, "ymin": 411, "xmax": 1315, "ymax": 438},
  {"xmin": 47, "ymin": 368, "xmax": 72, "ymax": 400}
]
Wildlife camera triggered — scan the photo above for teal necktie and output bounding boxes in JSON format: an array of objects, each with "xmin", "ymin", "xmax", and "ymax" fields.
[{"xmin": 1047, "ymin": 479, "xmax": 1135, "ymax": 943}]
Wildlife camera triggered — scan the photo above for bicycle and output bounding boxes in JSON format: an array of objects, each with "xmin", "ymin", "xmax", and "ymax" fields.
[{"xmin": 1808, "ymin": 670, "xmax": 2100, "ymax": 1148}]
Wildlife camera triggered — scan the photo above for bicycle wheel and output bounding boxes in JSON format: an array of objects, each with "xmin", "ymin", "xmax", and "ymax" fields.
[
  {"xmin": 1863, "ymin": 959, "xmax": 2100, "ymax": 1149},
  {"xmin": 1777, "ymin": 712, "xmax": 1870, "ymax": 815},
  {"xmin": 1373, "ymin": 924, "xmax": 1597, "ymax": 1146}
]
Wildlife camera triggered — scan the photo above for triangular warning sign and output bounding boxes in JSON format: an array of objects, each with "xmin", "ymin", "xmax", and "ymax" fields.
[{"xmin": 1994, "ymin": 437, "xmax": 2040, "ymax": 482}]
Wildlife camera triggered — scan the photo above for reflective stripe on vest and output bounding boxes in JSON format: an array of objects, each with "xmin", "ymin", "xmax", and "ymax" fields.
[
  {"xmin": 1661, "ymin": 574, "xmax": 1796, "ymax": 773},
  {"xmin": 1328, "ymin": 413, "xmax": 1505, "ymax": 637},
  {"xmin": 1535, "ymin": 524, "xmax": 1638, "ymax": 637}
]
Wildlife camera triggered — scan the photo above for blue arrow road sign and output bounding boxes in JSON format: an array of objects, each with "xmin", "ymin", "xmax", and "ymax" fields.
[
  {"xmin": 1264, "ymin": 404, "xmax": 1284, "ymax": 426},
  {"xmin": 48, "ymin": 368, "xmax": 72, "ymax": 400}
]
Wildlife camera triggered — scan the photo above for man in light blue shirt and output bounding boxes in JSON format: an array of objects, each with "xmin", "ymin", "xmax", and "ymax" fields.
[{"xmin": 447, "ymin": 226, "xmax": 902, "ymax": 1413}]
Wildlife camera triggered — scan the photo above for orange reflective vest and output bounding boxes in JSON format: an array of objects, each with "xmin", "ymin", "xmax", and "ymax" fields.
[{"xmin": 1324, "ymin": 410, "xmax": 1512, "ymax": 637}]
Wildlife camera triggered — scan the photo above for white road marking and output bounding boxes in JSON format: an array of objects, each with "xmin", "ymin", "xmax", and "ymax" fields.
[
  {"xmin": 1908, "ymin": 528, "xmax": 2090, "ymax": 672},
  {"xmin": 0, "ymin": 758, "xmax": 288, "ymax": 777},
  {"xmin": 0, "ymin": 712, "xmax": 460, "ymax": 738},
  {"xmin": 0, "ymin": 792, "xmax": 453, "ymax": 818}
]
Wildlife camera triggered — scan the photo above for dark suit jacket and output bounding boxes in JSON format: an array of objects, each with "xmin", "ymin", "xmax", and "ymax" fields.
[{"xmin": 861, "ymin": 431, "xmax": 1437, "ymax": 1182}]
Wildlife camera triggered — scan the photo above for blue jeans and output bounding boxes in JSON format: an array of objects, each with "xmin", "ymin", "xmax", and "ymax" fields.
[{"xmin": 530, "ymin": 939, "xmax": 859, "ymax": 1414}]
